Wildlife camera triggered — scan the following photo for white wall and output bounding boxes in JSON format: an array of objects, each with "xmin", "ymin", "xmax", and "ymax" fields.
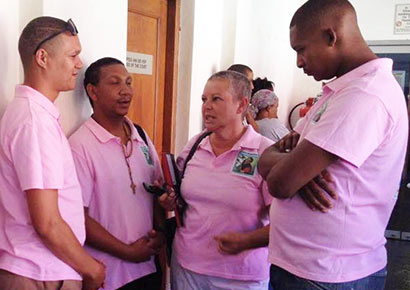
[
  {"xmin": 1, "ymin": 0, "xmax": 407, "ymax": 154},
  {"xmin": 175, "ymin": 0, "xmax": 195, "ymax": 155},
  {"xmin": 352, "ymin": 0, "xmax": 410, "ymax": 41},
  {"xmin": 220, "ymin": 0, "xmax": 238, "ymax": 70},
  {"xmin": 187, "ymin": 0, "xmax": 224, "ymax": 139},
  {"xmin": 43, "ymin": 0, "xmax": 128, "ymax": 135},
  {"xmin": 229, "ymin": 0, "xmax": 410, "ymax": 130},
  {"xmin": 175, "ymin": 0, "xmax": 244, "ymax": 154},
  {"xmin": 0, "ymin": 0, "xmax": 20, "ymax": 117},
  {"xmin": 177, "ymin": 0, "xmax": 319, "ymax": 133},
  {"xmin": 234, "ymin": 0, "xmax": 310, "ymax": 125}
]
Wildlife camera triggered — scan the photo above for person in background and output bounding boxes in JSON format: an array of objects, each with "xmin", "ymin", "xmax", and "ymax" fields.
[
  {"xmin": 0, "ymin": 16, "xmax": 105, "ymax": 290},
  {"xmin": 228, "ymin": 64, "xmax": 254, "ymax": 89},
  {"xmin": 69, "ymin": 57, "xmax": 165, "ymax": 290},
  {"xmin": 227, "ymin": 64, "xmax": 259, "ymax": 131},
  {"xmin": 171, "ymin": 70, "xmax": 273, "ymax": 290},
  {"xmin": 252, "ymin": 77, "xmax": 275, "ymax": 96},
  {"xmin": 259, "ymin": 0, "xmax": 408, "ymax": 289},
  {"xmin": 251, "ymin": 89, "xmax": 289, "ymax": 142}
]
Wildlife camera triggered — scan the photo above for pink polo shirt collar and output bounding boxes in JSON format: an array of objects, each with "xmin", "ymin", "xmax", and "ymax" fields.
[
  {"xmin": 199, "ymin": 126, "xmax": 262, "ymax": 154},
  {"xmin": 323, "ymin": 58, "xmax": 393, "ymax": 95},
  {"xmin": 84, "ymin": 116, "xmax": 145, "ymax": 145},
  {"xmin": 15, "ymin": 85, "xmax": 60, "ymax": 120}
]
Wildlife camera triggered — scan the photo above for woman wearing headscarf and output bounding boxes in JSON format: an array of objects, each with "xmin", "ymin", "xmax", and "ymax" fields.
[{"xmin": 250, "ymin": 89, "xmax": 289, "ymax": 142}]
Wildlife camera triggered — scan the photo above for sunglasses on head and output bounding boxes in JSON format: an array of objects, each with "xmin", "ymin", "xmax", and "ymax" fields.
[{"xmin": 33, "ymin": 18, "xmax": 78, "ymax": 54}]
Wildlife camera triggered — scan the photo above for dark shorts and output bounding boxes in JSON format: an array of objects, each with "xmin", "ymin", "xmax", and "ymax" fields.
[
  {"xmin": 117, "ymin": 271, "xmax": 162, "ymax": 290},
  {"xmin": 269, "ymin": 264, "xmax": 387, "ymax": 290},
  {"xmin": 0, "ymin": 269, "xmax": 82, "ymax": 290}
]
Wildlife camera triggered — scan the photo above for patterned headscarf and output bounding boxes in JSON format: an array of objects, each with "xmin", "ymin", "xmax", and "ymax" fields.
[{"xmin": 250, "ymin": 89, "xmax": 279, "ymax": 118}]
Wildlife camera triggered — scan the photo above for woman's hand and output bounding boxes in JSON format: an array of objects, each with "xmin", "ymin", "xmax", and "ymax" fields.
[
  {"xmin": 155, "ymin": 180, "xmax": 176, "ymax": 211},
  {"xmin": 214, "ymin": 232, "xmax": 249, "ymax": 255}
]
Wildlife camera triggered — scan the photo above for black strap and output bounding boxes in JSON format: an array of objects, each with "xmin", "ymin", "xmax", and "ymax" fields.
[
  {"xmin": 180, "ymin": 131, "xmax": 212, "ymax": 180},
  {"xmin": 133, "ymin": 123, "xmax": 148, "ymax": 146},
  {"xmin": 175, "ymin": 131, "xmax": 211, "ymax": 226}
]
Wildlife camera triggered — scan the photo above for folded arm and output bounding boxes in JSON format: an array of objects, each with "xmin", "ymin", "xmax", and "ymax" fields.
[{"xmin": 259, "ymin": 138, "xmax": 338, "ymax": 199}]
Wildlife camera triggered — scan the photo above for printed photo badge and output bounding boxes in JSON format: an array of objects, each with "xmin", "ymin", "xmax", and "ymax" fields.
[
  {"xmin": 140, "ymin": 145, "xmax": 153, "ymax": 166},
  {"xmin": 312, "ymin": 101, "xmax": 328, "ymax": 124},
  {"xmin": 232, "ymin": 151, "xmax": 259, "ymax": 176}
]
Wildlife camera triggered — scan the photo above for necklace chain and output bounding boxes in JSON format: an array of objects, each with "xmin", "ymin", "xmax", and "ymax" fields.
[{"xmin": 121, "ymin": 122, "xmax": 136, "ymax": 194}]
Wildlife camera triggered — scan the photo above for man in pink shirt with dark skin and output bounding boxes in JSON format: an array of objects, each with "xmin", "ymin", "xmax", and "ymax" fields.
[
  {"xmin": 0, "ymin": 17, "xmax": 105, "ymax": 290},
  {"xmin": 69, "ymin": 57, "xmax": 166, "ymax": 290},
  {"xmin": 259, "ymin": 0, "xmax": 408, "ymax": 289}
]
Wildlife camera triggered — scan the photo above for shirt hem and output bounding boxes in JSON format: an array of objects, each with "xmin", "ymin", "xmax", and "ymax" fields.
[
  {"xmin": 177, "ymin": 258, "xmax": 269, "ymax": 281},
  {"xmin": 303, "ymin": 135, "xmax": 362, "ymax": 168},
  {"xmin": 0, "ymin": 264, "xmax": 82, "ymax": 281}
]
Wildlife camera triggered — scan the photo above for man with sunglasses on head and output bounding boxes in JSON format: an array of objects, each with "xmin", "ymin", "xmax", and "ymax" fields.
[{"xmin": 0, "ymin": 17, "xmax": 105, "ymax": 290}]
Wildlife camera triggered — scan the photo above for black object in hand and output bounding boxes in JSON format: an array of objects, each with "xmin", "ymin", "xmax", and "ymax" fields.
[{"xmin": 142, "ymin": 182, "xmax": 166, "ymax": 197}]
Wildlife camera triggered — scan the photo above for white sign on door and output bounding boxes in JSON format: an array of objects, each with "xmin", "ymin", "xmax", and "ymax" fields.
[
  {"xmin": 394, "ymin": 4, "xmax": 410, "ymax": 34},
  {"xmin": 126, "ymin": 52, "xmax": 153, "ymax": 75}
]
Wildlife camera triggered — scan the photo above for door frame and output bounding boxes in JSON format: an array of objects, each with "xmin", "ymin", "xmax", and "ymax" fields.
[
  {"xmin": 163, "ymin": 0, "xmax": 180, "ymax": 153},
  {"xmin": 127, "ymin": 0, "xmax": 180, "ymax": 154}
]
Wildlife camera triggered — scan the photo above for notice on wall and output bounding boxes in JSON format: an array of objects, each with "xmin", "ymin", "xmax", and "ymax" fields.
[
  {"xmin": 126, "ymin": 52, "xmax": 153, "ymax": 75},
  {"xmin": 394, "ymin": 4, "xmax": 410, "ymax": 34}
]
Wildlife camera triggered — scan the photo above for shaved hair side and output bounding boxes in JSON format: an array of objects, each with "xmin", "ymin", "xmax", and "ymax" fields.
[
  {"xmin": 18, "ymin": 16, "xmax": 67, "ymax": 69},
  {"xmin": 290, "ymin": 0, "xmax": 356, "ymax": 32},
  {"xmin": 209, "ymin": 70, "xmax": 251, "ymax": 102},
  {"xmin": 208, "ymin": 70, "xmax": 251, "ymax": 118}
]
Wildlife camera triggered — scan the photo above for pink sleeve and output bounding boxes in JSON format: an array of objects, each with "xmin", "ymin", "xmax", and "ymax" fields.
[
  {"xmin": 303, "ymin": 90, "xmax": 390, "ymax": 167},
  {"xmin": 70, "ymin": 148, "xmax": 94, "ymax": 207},
  {"xmin": 10, "ymin": 121, "xmax": 64, "ymax": 191},
  {"xmin": 258, "ymin": 136, "xmax": 274, "ymax": 206},
  {"xmin": 261, "ymin": 182, "xmax": 273, "ymax": 206}
]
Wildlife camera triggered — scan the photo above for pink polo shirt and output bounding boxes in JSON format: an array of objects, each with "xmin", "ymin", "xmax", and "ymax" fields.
[
  {"xmin": 268, "ymin": 58, "xmax": 408, "ymax": 282},
  {"xmin": 69, "ymin": 117, "xmax": 162, "ymax": 290},
  {"xmin": 0, "ymin": 85, "xmax": 85, "ymax": 281},
  {"xmin": 173, "ymin": 126, "xmax": 273, "ymax": 281}
]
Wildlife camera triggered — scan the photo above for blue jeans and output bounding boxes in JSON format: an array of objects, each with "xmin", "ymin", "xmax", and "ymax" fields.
[{"xmin": 269, "ymin": 264, "xmax": 387, "ymax": 290}]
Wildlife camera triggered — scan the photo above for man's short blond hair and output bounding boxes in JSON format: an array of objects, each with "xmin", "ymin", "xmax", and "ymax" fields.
[{"xmin": 18, "ymin": 16, "xmax": 67, "ymax": 69}]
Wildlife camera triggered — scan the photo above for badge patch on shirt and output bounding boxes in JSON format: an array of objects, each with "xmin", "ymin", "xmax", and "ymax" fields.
[
  {"xmin": 140, "ymin": 145, "xmax": 153, "ymax": 166},
  {"xmin": 312, "ymin": 101, "xmax": 328, "ymax": 124},
  {"xmin": 232, "ymin": 151, "xmax": 259, "ymax": 177}
]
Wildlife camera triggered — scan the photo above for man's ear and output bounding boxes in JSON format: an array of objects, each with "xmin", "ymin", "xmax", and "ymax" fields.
[
  {"xmin": 86, "ymin": 83, "xmax": 99, "ymax": 103},
  {"xmin": 34, "ymin": 48, "xmax": 48, "ymax": 69},
  {"xmin": 325, "ymin": 28, "xmax": 337, "ymax": 47}
]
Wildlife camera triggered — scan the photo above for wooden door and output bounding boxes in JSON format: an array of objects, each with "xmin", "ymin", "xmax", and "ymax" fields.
[{"xmin": 127, "ymin": 0, "xmax": 179, "ymax": 154}]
